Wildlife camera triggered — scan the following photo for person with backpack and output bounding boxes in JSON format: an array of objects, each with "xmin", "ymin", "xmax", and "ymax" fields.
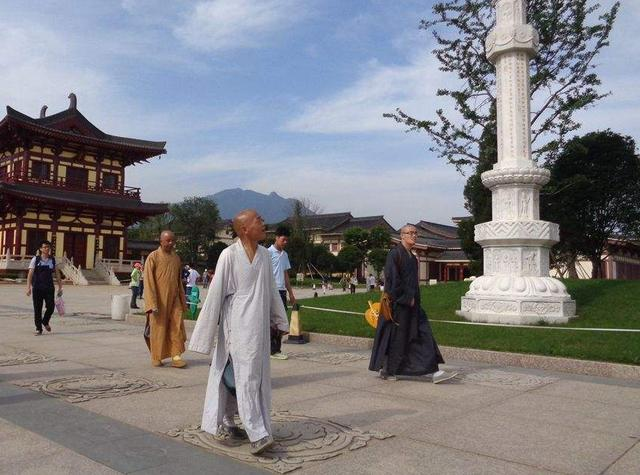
[{"xmin": 26, "ymin": 240, "xmax": 63, "ymax": 336}]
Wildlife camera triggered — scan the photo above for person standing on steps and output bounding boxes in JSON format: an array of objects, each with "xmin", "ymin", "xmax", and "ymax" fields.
[{"xmin": 26, "ymin": 240, "xmax": 63, "ymax": 336}]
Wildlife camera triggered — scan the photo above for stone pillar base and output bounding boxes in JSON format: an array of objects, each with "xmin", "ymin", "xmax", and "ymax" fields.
[{"xmin": 458, "ymin": 275, "xmax": 576, "ymax": 325}]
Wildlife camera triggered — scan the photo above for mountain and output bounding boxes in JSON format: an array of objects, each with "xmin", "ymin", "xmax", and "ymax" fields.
[{"xmin": 207, "ymin": 188, "xmax": 312, "ymax": 223}]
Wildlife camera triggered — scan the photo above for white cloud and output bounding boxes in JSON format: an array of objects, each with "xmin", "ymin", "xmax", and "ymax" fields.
[
  {"xmin": 174, "ymin": 0, "xmax": 308, "ymax": 52},
  {"xmin": 0, "ymin": 21, "xmax": 111, "ymax": 118},
  {"xmin": 283, "ymin": 52, "xmax": 449, "ymax": 134}
]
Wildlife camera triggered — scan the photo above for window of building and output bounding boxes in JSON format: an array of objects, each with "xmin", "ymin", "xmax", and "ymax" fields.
[
  {"xmin": 65, "ymin": 167, "xmax": 88, "ymax": 189},
  {"xmin": 102, "ymin": 173, "xmax": 119, "ymax": 190},
  {"xmin": 31, "ymin": 161, "xmax": 51, "ymax": 180}
]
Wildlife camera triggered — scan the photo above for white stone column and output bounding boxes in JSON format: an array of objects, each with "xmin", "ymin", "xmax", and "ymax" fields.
[{"xmin": 457, "ymin": 0, "xmax": 576, "ymax": 324}]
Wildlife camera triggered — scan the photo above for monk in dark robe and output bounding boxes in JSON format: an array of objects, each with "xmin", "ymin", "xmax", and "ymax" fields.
[
  {"xmin": 144, "ymin": 230, "xmax": 188, "ymax": 368},
  {"xmin": 369, "ymin": 225, "xmax": 457, "ymax": 383}
]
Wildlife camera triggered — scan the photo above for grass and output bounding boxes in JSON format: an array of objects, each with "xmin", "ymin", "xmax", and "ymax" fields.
[{"xmin": 295, "ymin": 280, "xmax": 640, "ymax": 366}]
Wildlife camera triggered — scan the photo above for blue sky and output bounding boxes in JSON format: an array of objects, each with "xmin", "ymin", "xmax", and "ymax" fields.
[{"xmin": 1, "ymin": 0, "xmax": 637, "ymax": 228}]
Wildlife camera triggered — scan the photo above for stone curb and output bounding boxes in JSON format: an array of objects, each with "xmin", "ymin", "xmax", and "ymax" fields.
[
  {"xmin": 124, "ymin": 314, "xmax": 640, "ymax": 381},
  {"xmin": 299, "ymin": 332, "xmax": 640, "ymax": 381}
]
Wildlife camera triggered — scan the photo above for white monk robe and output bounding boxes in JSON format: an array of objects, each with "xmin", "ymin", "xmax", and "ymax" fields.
[{"xmin": 189, "ymin": 241, "xmax": 289, "ymax": 441}]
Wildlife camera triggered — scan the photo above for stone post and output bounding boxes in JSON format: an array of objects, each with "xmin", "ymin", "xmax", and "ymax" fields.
[{"xmin": 457, "ymin": 0, "xmax": 576, "ymax": 324}]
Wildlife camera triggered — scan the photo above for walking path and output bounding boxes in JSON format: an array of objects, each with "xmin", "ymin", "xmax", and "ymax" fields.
[{"xmin": 0, "ymin": 284, "xmax": 638, "ymax": 474}]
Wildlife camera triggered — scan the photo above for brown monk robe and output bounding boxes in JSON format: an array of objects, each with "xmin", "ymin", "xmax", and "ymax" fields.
[{"xmin": 143, "ymin": 230, "xmax": 188, "ymax": 368}]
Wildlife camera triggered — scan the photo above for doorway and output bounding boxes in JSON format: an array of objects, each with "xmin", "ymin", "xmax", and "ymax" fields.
[{"xmin": 64, "ymin": 233, "xmax": 87, "ymax": 268}]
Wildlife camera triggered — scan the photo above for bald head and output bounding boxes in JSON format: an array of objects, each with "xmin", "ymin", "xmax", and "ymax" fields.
[
  {"xmin": 233, "ymin": 209, "xmax": 266, "ymax": 243},
  {"xmin": 233, "ymin": 209, "xmax": 256, "ymax": 236},
  {"xmin": 400, "ymin": 225, "xmax": 416, "ymax": 235},
  {"xmin": 399, "ymin": 224, "xmax": 418, "ymax": 250},
  {"xmin": 159, "ymin": 230, "xmax": 176, "ymax": 252}
]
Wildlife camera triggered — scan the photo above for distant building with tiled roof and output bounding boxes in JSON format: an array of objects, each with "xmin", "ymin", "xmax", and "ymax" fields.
[
  {"xmin": 391, "ymin": 219, "xmax": 471, "ymax": 283},
  {"xmin": 273, "ymin": 212, "xmax": 395, "ymax": 256}
]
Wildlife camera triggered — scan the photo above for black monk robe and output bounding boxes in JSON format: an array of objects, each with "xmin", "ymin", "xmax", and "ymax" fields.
[{"xmin": 369, "ymin": 245, "xmax": 444, "ymax": 376}]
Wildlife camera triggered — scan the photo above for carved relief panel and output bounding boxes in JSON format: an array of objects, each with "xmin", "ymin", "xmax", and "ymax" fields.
[{"xmin": 483, "ymin": 247, "xmax": 520, "ymax": 275}]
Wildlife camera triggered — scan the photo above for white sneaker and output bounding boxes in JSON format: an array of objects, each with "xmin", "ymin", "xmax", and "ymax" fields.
[
  {"xmin": 433, "ymin": 370, "xmax": 458, "ymax": 384},
  {"xmin": 270, "ymin": 352, "xmax": 289, "ymax": 360}
]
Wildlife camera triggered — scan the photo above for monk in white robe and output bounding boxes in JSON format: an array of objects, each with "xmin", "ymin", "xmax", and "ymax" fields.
[{"xmin": 189, "ymin": 209, "xmax": 289, "ymax": 455}]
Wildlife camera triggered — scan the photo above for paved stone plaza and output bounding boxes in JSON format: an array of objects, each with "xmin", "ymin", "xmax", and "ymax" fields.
[{"xmin": 0, "ymin": 283, "xmax": 638, "ymax": 474}]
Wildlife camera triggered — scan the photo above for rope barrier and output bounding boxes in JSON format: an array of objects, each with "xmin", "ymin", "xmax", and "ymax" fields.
[{"xmin": 299, "ymin": 304, "xmax": 640, "ymax": 333}]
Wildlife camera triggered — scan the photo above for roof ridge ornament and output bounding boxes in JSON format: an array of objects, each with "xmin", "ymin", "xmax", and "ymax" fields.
[
  {"xmin": 68, "ymin": 93, "xmax": 77, "ymax": 110},
  {"xmin": 40, "ymin": 105, "xmax": 48, "ymax": 118}
]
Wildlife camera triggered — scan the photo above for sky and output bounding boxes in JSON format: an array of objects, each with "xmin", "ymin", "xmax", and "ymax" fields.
[{"xmin": 1, "ymin": 0, "xmax": 637, "ymax": 228}]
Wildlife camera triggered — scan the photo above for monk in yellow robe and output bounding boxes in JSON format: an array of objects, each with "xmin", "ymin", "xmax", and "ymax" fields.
[{"xmin": 143, "ymin": 230, "xmax": 188, "ymax": 368}]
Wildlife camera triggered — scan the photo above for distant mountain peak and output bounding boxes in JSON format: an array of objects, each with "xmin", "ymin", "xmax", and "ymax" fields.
[{"xmin": 207, "ymin": 188, "xmax": 314, "ymax": 223}]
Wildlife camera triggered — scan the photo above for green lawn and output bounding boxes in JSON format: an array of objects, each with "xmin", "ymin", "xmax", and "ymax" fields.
[{"xmin": 295, "ymin": 280, "xmax": 640, "ymax": 365}]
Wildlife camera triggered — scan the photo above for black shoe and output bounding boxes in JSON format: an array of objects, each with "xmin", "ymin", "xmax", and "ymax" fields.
[
  {"xmin": 34, "ymin": 330, "xmax": 43, "ymax": 336},
  {"xmin": 44, "ymin": 324, "xmax": 51, "ymax": 332}
]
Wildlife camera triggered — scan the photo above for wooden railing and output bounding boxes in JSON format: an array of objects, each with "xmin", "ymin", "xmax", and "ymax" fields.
[{"xmin": 0, "ymin": 168, "xmax": 141, "ymax": 199}]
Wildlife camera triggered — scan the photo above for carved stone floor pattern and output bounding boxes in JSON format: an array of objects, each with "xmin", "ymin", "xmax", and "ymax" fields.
[
  {"xmin": 167, "ymin": 411, "xmax": 393, "ymax": 473},
  {"xmin": 15, "ymin": 372, "xmax": 179, "ymax": 403},
  {"xmin": 459, "ymin": 368, "xmax": 558, "ymax": 390},
  {"xmin": 0, "ymin": 350, "xmax": 59, "ymax": 367}
]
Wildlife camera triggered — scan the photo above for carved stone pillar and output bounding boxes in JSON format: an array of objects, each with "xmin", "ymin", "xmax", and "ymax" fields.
[{"xmin": 457, "ymin": 0, "xmax": 576, "ymax": 324}]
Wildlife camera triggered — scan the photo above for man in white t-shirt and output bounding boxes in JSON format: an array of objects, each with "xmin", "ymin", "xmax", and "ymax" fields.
[
  {"xmin": 267, "ymin": 226, "xmax": 296, "ymax": 360},
  {"xmin": 186, "ymin": 265, "xmax": 200, "ymax": 296},
  {"xmin": 26, "ymin": 240, "xmax": 63, "ymax": 335}
]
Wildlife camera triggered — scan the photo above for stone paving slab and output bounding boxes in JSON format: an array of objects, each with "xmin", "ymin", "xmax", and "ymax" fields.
[
  {"xmin": 406, "ymin": 409, "xmax": 638, "ymax": 475},
  {"xmin": 1, "ymin": 284, "xmax": 640, "ymax": 474},
  {"xmin": 0, "ymin": 383, "xmax": 264, "ymax": 474}
]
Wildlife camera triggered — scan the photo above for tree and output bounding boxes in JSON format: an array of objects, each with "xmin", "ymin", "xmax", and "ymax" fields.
[
  {"xmin": 368, "ymin": 226, "xmax": 392, "ymax": 249},
  {"xmin": 386, "ymin": 0, "xmax": 619, "ymax": 168},
  {"xmin": 206, "ymin": 241, "xmax": 228, "ymax": 269},
  {"xmin": 127, "ymin": 212, "xmax": 173, "ymax": 241},
  {"xmin": 170, "ymin": 197, "xmax": 221, "ymax": 265},
  {"xmin": 385, "ymin": 0, "xmax": 619, "ymax": 274},
  {"xmin": 344, "ymin": 227, "xmax": 370, "ymax": 254},
  {"xmin": 368, "ymin": 248, "xmax": 388, "ymax": 278},
  {"xmin": 310, "ymin": 244, "xmax": 338, "ymax": 275},
  {"xmin": 337, "ymin": 245, "xmax": 364, "ymax": 274},
  {"xmin": 542, "ymin": 131, "xmax": 640, "ymax": 278},
  {"xmin": 458, "ymin": 114, "xmax": 497, "ymax": 274}
]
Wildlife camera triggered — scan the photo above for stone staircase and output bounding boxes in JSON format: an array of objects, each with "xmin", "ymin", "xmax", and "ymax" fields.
[{"xmin": 80, "ymin": 268, "xmax": 112, "ymax": 285}]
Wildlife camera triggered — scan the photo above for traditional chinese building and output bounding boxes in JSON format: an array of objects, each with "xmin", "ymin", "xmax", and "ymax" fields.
[{"xmin": 0, "ymin": 94, "xmax": 168, "ymax": 283}]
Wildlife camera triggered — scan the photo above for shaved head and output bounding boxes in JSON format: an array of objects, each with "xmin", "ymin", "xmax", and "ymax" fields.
[
  {"xmin": 400, "ymin": 224, "xmax": 417, "ymax": 234},
  {"xmin": 399, "ymin": 224, "xmax": 418, "ymax": 250},
  {"xmin": 233, "ymin": 209, "xmax": 266, "ymax": 244},
  {"xmin": 233, "ymin": 209, "xmax": 256, "ymax": 236},
  {"xmin": 159, "ymin": 230, "xmax": 176, "ymax": 252}
]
